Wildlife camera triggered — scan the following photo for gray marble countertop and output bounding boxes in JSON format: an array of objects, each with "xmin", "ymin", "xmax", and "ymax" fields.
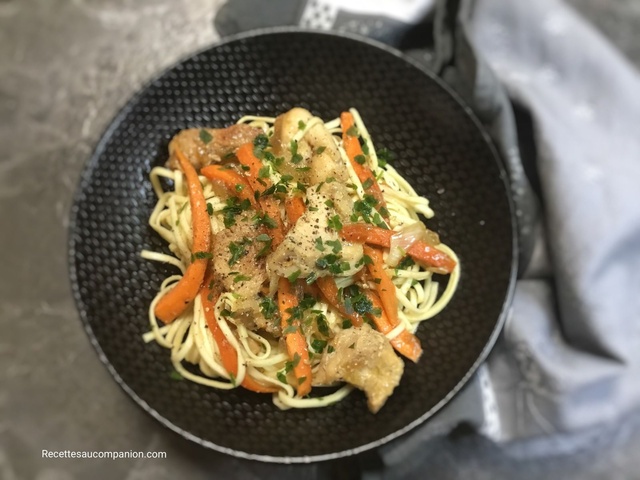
[{"xmin": 2, "ymin": 0, "xmax": 640, "ymax": 479}]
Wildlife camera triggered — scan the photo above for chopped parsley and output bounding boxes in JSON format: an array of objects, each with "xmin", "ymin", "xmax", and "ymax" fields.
[
  {"xmin": 305, "ymin": 272, "xmax": 318, "ymax": 284},
  {"xmin": 342, "ymin": 320, "xmax": 353, "ymax": 329},
  {"xmin": 355, "ymin": 255, "xmax": 373, "ymax": 268},
  {"xmin": 354, "ymin": 154, "xmax": 366, "ymax": 165},
  {"xmin": 253, "ymin": 211, "xmax": 278, "ymax": 229},
  {"xmin": 326, "ymin": 177, "xmax": 336, "ymax": 183},
  {"xmin": 350, "ymin": 194, "xmax": 388, "ymax": 229},
  {"xmin": 255, "ymin": 233, "xmax": 272, "ymax": 257},
  {"xmin": 315, "ymin": 146, "xmax": 326, "ymax": 155},
  {"xmin": 199, "ymin": 129, "xmax": 213, "ymax": 144},
  {"xmin": 277, "ymin": 371, "xmax": 288, "ymax": 384},
  {"xmin": 397, "ymin": 256, "xmax": 416, "ymax": 270},
  {"xmin": 342, "ymin": 285, "xmax": 381, "ymax": 317},
  {"xmin": 258, "ymin": 165, "xmax": 271, "ymax": 179},
  {"xmin": 311, "ymin": 339, "xmax": 327, "ymax": 353},
  {"xmin": 287, "ymin": 269, "xmax": 302, "ymax": 283},
  {"xmin": 327, "ymin": 215, "xmax": 343, "ymax": 231},
  {"xmin": 316, "ymin": 313, "xmax": 330, "ymax": 337},
  {"xmin": 228, "ymin": 238, "xmax": 252, "ymax": 266},
  {"xmin": 259, "ymin": 296, "xmax": 278, "ymax": 320},
  {"xmin": 327, "ymin": 345, "xmax": 335, "ymax": 353},
  {"xmin": 206, "ymin": 202, "xmax": 214, "ymax": 215},
  {"xmin": 346, "ymin": 125, "xmax": 359, "ymax": 137},
  {"xmin": 298, "ymin": 120, "xmax": 306, "ymax": 130},
  {"xmin": 298, "ymin": 376, "xmax": 307, "ymax": 385},
  {"xmin": 316, "ymin": 254, "xmax": 350, "ymax": 275},
  {"xmin": 377, "ymin": 148, "xmax": 394, "ymax": 168},
  {"xmin": 169, "ymin": 370, "xmax": 184, "ymax": 381},
  {"xmin": 325, "ymin": 199, "xmax": 335, "ymax": 208},
  {"xmin": 253, "ymin": 133, "xmax": 269, "ymax": 158},
  {"xmin": 222, "ymin": 197, "xmax": 251, "ymax": 228},
  {"xmin": 360, "ymin": 139, "xmax": 370, "ymax": 155},
  {"xmin": 233, "ymin": 274, "xmax": 252, "ymax": 283},
  {"xmin": 235, "ymin": 184, "xmax": 244, "ymax": 192},
  {"xmin": 190, "ymin": 251, "xmax": 212, "ymax": 262},
  {"xmin": 283, "ymin": 325, "xmax": 298, "ymax": 335},
  {"xmin": 291, "ymin": 183, "xmax": 306, "ymax": 196},
  {"xmin": 362, "ymin": 178, "xmax": 374, "ymax": 189},
  {"xmin": 290, "ymin": 140, "xmax": 303, "ymax": 164},
  {"xmin": 299, "ymin": 294, "xmax": 317, "ymax": 310},
  {"xmin": 325, "ymin": 239, "xmax": 342, "ymax": 254},
  {"xmin": 292, "ymin": 352, "xmax": 301, "ymax": 367},
  {"xmin": 315, "ymin": 237, "xmax": 325, "ymax": 251}
]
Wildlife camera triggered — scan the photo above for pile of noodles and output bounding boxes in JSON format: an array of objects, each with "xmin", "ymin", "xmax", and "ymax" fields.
[{"xmin": 141, "ymin": 109, "xmax": 460, "ymax": 409}]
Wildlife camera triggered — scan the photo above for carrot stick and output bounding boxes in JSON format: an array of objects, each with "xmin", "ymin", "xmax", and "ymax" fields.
[
  {"xmin": 236, "ymin": 143, "xmax": 285, "ymax": 246},
  {"xmin": 155, "ymin": 150, "xmax": 211, "ymax": 323},
  {"xmin": 278, "ymin": 278, "xmax": 312, "ymax": 396},
  {"xmin": 340, "ymin": 112, "xmax": 388, "ymax": 218},
  {"xmin": 200, "ymin": 164, "xmax": 256, "ymax": 207},
  {"xmin": 200, "ymin": 279, "xmax": 276, "ymax": 393},
  {"xmin": 366, "ymin": 291, "xmax": 423, "ymax": 363},
  {"xmin": 315, "ymin": 276, "xmax": 363, "ymax": 327},
  {"xmin": 341, "ymin": 224, "xmax": 457, "ymax": 273},
  {"xmin": 363, "ymin": 246, "xmax": 398, "ymax": 325},
  {"xmin": 260, "ymin": 197, "xmax": 285, "ymax": 247},
  {"xmin": 236, "ymin": 143, "xmax": 265, "ymax": 193},
  {"xmin": 284, "ymin": 195, "xmax": 305, "ymax": 228}
]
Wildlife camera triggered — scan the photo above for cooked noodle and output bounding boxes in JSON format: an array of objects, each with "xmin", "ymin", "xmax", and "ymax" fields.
[{"xmin": 141, "ymin": 109, "xmax": 460, "ymax": 410}]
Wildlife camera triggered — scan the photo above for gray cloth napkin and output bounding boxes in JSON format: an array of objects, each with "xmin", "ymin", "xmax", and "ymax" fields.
[{"xmin": 215, "ymin": 0, "xmax": 640, "ymax": 465}]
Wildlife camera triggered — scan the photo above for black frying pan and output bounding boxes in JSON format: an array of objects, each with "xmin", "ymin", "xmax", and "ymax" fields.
[{"xmin": 68, "ymin": 29, "xmax": 517, "ymax": 462}]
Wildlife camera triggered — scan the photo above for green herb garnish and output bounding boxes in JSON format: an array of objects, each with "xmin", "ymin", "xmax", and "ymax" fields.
[
  {"xmin": 327, "ymin": 215, "xmax": 343, "ymax": 231},
  {"xmin": 199, "ymin": 129, "xmax": 213, "ymax": 144},
  {"xmin": 228, "ymin": 238, "xmax": 251, "ymax": 266},
  {"xmin": 190, "ymin": 251, "xmax": 212, "ymax": 262},
  {"xmin": 259, "ymin": 296, "xmax": 278, "ymax": 320},
  {"xmin": 287, "ymin": 270, "xmax": 302, "ymax": 283}
]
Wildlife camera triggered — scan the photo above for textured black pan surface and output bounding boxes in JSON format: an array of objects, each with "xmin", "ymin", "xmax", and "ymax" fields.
[{"xmin": 69, "ymin": 29, "xmax": 516, "ymax": 462}]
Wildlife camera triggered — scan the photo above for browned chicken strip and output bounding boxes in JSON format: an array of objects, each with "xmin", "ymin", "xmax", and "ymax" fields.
[
  {"xmin": 271, "ymin": 107, "xmax": 350, "ymax": 184},
  {"xmin": 211, "ymin": 217, "xmax": 278, "ymax": 336},
  {"xmin": 212, "ymin": 217, "xmax": 266, "ymax": 299},
  {"xmin": 167, "ymin": 124, "xmax": 261, "ymax": 170},
  {"xmin": 314, "ymin": 324, "xmax": 404, "ymax": 413}
]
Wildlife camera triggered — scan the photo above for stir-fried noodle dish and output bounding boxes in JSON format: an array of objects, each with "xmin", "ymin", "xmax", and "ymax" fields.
[{"xmin": 142, "ymin": 108, "xmax": 460, "ymax": 413}]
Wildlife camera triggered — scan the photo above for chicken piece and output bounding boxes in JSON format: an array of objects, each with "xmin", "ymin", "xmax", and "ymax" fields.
[
  {"xmin": 316, "ymin": 181, "xmax": 354, "ymax": 221},
  {"xmin": 314, "ymin": 324, "xmax": 404, "ymax": 413},
  {"xmin": 210, "ymin": 217, "xmax": 279, "ymax": 335},
  {"xmin": 271, "ymin": 108, "xmax": 350, "ymax": 184},
  {"xmin": 212, "ymin": 217, "xmax": 267, "ymax": 299},
  {"xmin": 167, "ymin": 124, "xmax": 261, "ymax": 170},
  {"xmin": 234, "ymin": 298, "xmax": 281, "ymax": 337},
  {"xmin": 266, "ymin": 183, "xmax": 363, "ymax": 279}
]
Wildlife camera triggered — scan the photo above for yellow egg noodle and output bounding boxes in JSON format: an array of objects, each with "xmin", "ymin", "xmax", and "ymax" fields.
[{"xmin": 141, "ymin": 108, "xmax": 460, "ymax": 410}]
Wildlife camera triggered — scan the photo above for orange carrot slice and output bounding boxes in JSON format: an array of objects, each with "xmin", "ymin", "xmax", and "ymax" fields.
[
  {"xmin": 278, "ymin": 278, "xmax": 312, "ymax": 396},
  {"xmin": 341, "ymin": 224, "xmax": 457, "ymax": 273},
  {"xmin": 340, "ymin": 111, "xmax": 388, "ymax": 218},
  {"xmin": 155, "ymin": 149, "xmax": 211, "ymax": 323}
]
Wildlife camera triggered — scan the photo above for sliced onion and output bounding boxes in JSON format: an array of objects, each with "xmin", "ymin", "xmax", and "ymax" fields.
[{"xmin": 387, "ymin": 221, "xmax": 440, "ymax": 267}]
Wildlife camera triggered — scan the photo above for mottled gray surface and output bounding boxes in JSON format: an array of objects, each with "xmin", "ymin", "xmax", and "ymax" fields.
[{"xmin": 2, "ymin": 0, "xmax": 640, "ymax": 478}]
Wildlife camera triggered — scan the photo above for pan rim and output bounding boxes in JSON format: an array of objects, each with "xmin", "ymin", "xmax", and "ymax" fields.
[{"xmin": 68, "ymin": 26, "xmax": 518, "ymax": 464}]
